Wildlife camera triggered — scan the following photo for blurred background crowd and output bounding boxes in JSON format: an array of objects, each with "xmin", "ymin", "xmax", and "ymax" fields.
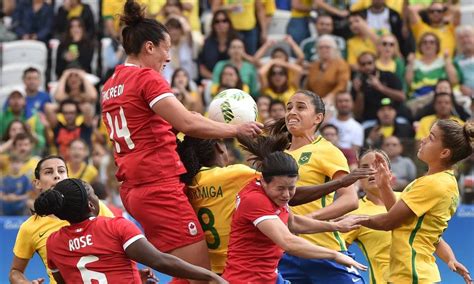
[{"xmin": 0, "ymin": 0, "xmax": 473, "ymax": 216}]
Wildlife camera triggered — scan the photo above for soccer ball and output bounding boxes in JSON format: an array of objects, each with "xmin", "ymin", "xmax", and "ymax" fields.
[{"xmin": 208, "ymin": 89, "xmax": 258, "ymax": 124}]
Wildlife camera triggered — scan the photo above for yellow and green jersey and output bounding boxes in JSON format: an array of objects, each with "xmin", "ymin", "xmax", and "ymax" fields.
[
  {"xmin": 390, "ymin": 170, "xmax": 459, "ymax": 283},
  {"xmin": 287, "ymin": 136, "xmax": 350, "ymax": 251},
  {"xmin": 343, "ymin": 193, "xmax": 401, "ymax": 284},
  {"xmin": 13, "ymin": 202, "xmax": 114, "ymax": 283},
  {"xmin": 187, "ymin": 164, "xmax": 260, "ymax": 273}
]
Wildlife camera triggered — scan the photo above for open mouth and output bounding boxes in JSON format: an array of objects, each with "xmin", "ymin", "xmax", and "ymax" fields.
[{"xmin": 368, "ymin": 176, "xmax": 376, "ymax": 182}]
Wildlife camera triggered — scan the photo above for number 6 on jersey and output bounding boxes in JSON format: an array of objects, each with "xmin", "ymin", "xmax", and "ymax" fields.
[{"xmin": 105, "ymin": 107, "xmax": 135, "ymax": 153}]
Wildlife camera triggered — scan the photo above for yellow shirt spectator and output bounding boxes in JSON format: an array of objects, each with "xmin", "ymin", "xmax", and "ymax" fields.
[
  {"xmin": 262, "ymin": 85, "xmax": 296, "ymax": 105},
  {"xmin": 411, "ymin": 21, "xmax": 456, "ymax": 57},
  {"xmin": 288, "ymin": 136, "xmax": 350, "ymax": 251},
  {"xmin": 67, "ymin": 162, "xmax": 99, "ymax": 184},
  {"xmin": 390, "ymin": 170, "xmax": 459, "ymax": 283},
  {"xmin": 223, "ymin": 0, "xmax": 257, "ymax": 31},
  {"xmin": 13, "ymin": 203, "xmax": 114, "ymax": 283},
  {"xmin": 291, "ymin": 0, "xmax": 312, "ymax": 17},
  {"xmin": 188, "ymin": 165, "xmax": 260, "ymax": 273},
  {"xmin": 415, "ymin": 115, "xmax": 464, "ymax": 140},
  {"xmin": 347, "ymin": 36, "xmax": 377, "ymax": 67}
]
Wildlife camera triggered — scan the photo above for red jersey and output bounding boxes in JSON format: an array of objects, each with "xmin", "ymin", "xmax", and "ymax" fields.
[
  {"xmin": 47, "ymin": 217, "xmax": 143, "ymax": 283},
  {"xmin": 223, "ymin": 180, "xmax": 289, "ymax": 283},
  {"xmin": 101, "ymin": 64, "xmax": 186, "ymax": 186}
]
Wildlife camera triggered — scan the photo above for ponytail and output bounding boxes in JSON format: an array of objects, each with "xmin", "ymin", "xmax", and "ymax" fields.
[{"xmin": 34, "ymin": 190, "xmax": 65, "ymax": 216}]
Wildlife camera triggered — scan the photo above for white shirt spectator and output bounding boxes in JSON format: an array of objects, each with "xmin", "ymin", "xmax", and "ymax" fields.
[{"xmin": 329, "ymin": 117, "xmax": 364, "ymax": 149}]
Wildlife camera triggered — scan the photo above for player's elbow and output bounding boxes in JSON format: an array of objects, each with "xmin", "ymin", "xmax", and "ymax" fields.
[{"xmin": 280, "ymin": 235, "xmax": 302, "ymax": 253}]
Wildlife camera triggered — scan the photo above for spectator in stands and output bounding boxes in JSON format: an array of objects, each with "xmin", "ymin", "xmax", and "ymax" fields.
[
  {"xmin": 408, "ymin": 1, "xmax": 459, "ymax": 58},
  {"xmin": 406, "ymin": 33, "xmax": 458, "ymax": 98},
  {"xmin": 45, "ymin": 99, "xmax": 93, "ymax": 158},
  {"xmin": 314, "ymin": 0, "xmax": 351, "ymax": 39},
  {"xmin": 212, "ymin": 0, "xmax": 267, "ymax": 54},
  {"xmin": 455, "ymin": 25, "xmax": 474, "ymax": 100},
  {"xmin": 375, "ymin": 34, "xmax": 406, "ymax": 89},
  {"xmin": 256, "ymin": 94, "xmax": 272, "ymax": 124},
  {"xmin": 320, "ymin": 124, "xmax": 358, "ymax": 169},
  {"xmin": 171, "ymin": 68, "xmax": 203, "ymax": 113},
  {"xmin": 21, "ymin": 67, "xmax": 52, "ymax": 118},
  {"xmin": 0, "ymin": 133, "xmax": 41, "ymax": 181},
  {"xmin": 259, "ymin": 60, "xmax": 301, "ymax": 105},
  {"xmin": 11, "ymin": 0, "xmax": 54, "ymax": 42},
  {"xmin": 54, "ymin": 0, "xmax": 95, "ymax": 38},
  {"xmin": 1, "ymin": 120, "xmax": 44, "ymax": 156},
  {"xmin": 285, "ymin": 0, "xmax": 312, "ymax": 44},
  {"xmin": 415, "ymin": 79, "xmax": 470, "ymax": 122},
  {"xmin": 254, "ymin": 36, "xmax": 305, "ymax": 66},
  {"xmin": 364, "ymin": 98, "xmax": 414, "ymax": 148},
  {"xmin": 0, "ymin": 90, "xmax": 46, "ymax": 153},
  {"xmin": 198, "ymin": 10, "xmax": 239, "ymax": 80},
  {"xmin": 269, "ymin": 99, "xmax": 286, "ymax": 121},
  {"xmin": 0, "ymin": 155, "xmax": 32, "ymax": 215},
  {"xmin": 329, "ymin": 92, "xmax": 364, "ymax": 153},
  {"xmin": 213, "ymin": 38, "xmax": 259, "ymax": 97},
  {"xmin": 381, "ymin": 136, "xmax": 417, "ymax": 191},
  {"xmin": 55, "ymin": 17, "xmax": 94, "ymax": 78},
  {"xmin": 352, "ymin": 52, "xmax": 407, "ymax": 122},
  {"xmin": 212, "ymin": 64, "xmax": 251, "ymax": 96},
  {"xmin": 300, "ymin": 15, "xmax": 346, "ymax": 62},
  {"xmin": 163, "ymin": 16, "xmax": 197, "ymax": 82},
  {"xmin": 347, "ymin": 15, "xmax": 378, "ymax": 70},
  {"xmin": 354, "ymin": 0, "xmax": 408, "ymax": 56},
  {"xmin": 0, "ymin": 0, "xmax": 17, "ymax": 41},
  {"xmin": 416, "ymin": 92, "xmax": 464, "ymax": 141},
  {"xmin": 53, "ymin": 68, "xmax": 98, "ymax": 107},
  {"xmin": 66, "ymin": 139, "xmax": 98, "ymax": 184},
  {"xmin": 305, "ymin": 35, "xmax": 350, "ymax": 106}
]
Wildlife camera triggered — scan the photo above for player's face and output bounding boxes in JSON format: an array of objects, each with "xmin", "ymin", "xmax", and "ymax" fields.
[
  {"xmin": 262, "ymin": 175, "xmax": 297, "ymax": 207},
  {"xmin": 417, "ymin": 124, "xmax": 447, "ymax": 164},
  {"xmin": 286, "ymin": 93, "xmax": 322, "ymax": 137},
  {"xmin": 359, "ymin": 152, "xmax": 378, "ymax": 192},
  {"xmin": 35, "ymin": 158, "xmax": 68, "ymax": 192},
  {"xmin": 148, "ymin": 34, "xmax": 171, "ymax": 73}
]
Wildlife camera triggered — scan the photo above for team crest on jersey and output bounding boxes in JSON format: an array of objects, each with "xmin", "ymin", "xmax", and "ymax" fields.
[
  {"xmin": 188, "ymin": 222, "xmax": 198, "ymax": 236},
  {"xmin": 298, "ymin": 152, "xmax": 312, "ymax": 165}
]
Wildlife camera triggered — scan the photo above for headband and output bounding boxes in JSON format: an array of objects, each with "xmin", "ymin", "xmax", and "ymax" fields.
[
  {"xmin": 70, "ymin": 178, "xmax": 90, "ymax": 214},
  {"xmin": 262, "ymin": 170, "xmax": 299, "ymax": 178}
]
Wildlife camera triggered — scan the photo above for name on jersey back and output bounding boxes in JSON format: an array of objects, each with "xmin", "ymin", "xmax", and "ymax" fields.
[
  {"xmin": 69, "ymin": 234, "xmax": 93, "ymax": 251},
  {"xmin": 102, "ymin": 84, "xmax": 125, "ymax": 102}
]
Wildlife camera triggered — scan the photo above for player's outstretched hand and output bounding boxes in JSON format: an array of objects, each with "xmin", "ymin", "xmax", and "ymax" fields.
[
  {"xmin": 340, "ymin": 168, "xmax": 377, "ymax": 188},
  {"xmin": 334, "ymin": 252, "xmax": 367, "ymax": 271},
  {"xmin": 448, "ymin": 259, "xmax": 472, "ymax": 284},
  {"xmin": 236, "ymin": 122, "xmax": 264, "ymax": 139},
  {"xmin": 374, "ymin": 152, "xmax": 392, "ymax": 191},
  {"xmin": 139, "ymin": 268, "xmax": 159, "ymax": 283},
  {"xmin": 31, "ymin": 278, "xmax": 45, "ymax": 284},
  {"xmin": 334, "ymin": 215, "xmax": 369, "ymax": 232}
]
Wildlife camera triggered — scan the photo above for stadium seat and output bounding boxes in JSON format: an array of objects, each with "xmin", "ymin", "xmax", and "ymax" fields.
[
  {"xmin": 268, "ymin": 10, "xmax": 291, "ymax": 36},
  {"xmin": 1, "ymin": 63, "xmax": 45, "ymax": 87},
  {"xmin": 460, "ymin": 2, "xmax": 474, "ymax": 26},
  {"xmin": 2, "ymin": 40, "xmax": 48, "ymax": 69}
]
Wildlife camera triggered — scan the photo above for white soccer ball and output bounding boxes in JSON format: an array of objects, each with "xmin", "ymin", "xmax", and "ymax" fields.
[{"xmin": 208, "ymin": 88, "xmax": 258, "ymax": 124}]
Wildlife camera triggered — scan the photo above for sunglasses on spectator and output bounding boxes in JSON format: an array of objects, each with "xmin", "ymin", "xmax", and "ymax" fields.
[
  {"xmin": 382, "ymin": 41, "xmax": 395, "ymax": 47},
  {"xmin": 422, "ymin": 39, "xmax": 437, "ymax": 45},
  {"xmin": 271, "ymin": 70, "xmax": 286, "ymax": 76},
  {"xmin": 428, "ymin": 8, "xmax": 445, "ymax": 14},
  {"xmin": 359, "ymin": 61, "xmax": 374, "ymax": 66},
  {"xmin": 214, "ymin": 19, "xmax": 229, "ymax": 24}
]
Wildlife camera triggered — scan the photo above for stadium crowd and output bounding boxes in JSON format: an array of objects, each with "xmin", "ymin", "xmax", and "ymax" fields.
[{"xmin": 1, "ymin": 0, "xmax": 473, "ymax": 216}]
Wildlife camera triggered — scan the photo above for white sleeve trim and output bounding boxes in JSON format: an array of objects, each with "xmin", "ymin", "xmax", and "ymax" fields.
[
  {"xmin": 50, "ymin": 268, "xmax": 59, "ymax": 273},
  {"xmin": 253, "ymin": 215, "xmax": 279, "ymax": 226},
  {"xmin": 149, "ymin": 92, "xmax": 175, "ymax": 108},
  {"xmin": 123, "ymin": 234, "xmax": 146, "ymax": 250}
]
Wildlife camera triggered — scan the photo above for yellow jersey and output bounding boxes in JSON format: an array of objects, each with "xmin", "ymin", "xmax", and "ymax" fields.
[
  {"xmin": 343, "ymin": 193, "xmax": 401, "ymax": 284},
  {"xmin": 13, "ymin": 202, "xmax": 114, "ymax": 283},
  {"xmin": 389, "ymin": 170, "xmax": 459, "ymax": 283},
  {"xmin": 262, "ymin": 85, "xmax": 297, "ymax": 105},
  {"xmin": 411, "ymin": 21, "xmax": 456, "ymax": 58},
  {"xmin": 347, "ymin": 36, "xmax": 377, "ymax": 66},
  {"xmin": 288, "ymin": 136, "xmax": 350, "ymax": 251},
  {"xmin": 223, "ymin": 0, "xmax": 257, "ymax": 31},
  {"xmin": 415, "ymin": 115, "xmax": 464, "ymax": 140},
  {"xmin": 291, "ymin": 0, "xmax": 312, "ymax": 18},
  {"xmin": 67, "ymin": 162, "xmax": 99, "ymax": 184},
  {"xmin": 187, "ymin": 165, "xmax": 260, "ymax": 273}
]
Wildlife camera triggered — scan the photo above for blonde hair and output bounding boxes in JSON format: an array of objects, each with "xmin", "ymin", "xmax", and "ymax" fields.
[{"xmin": 377, "ymin": 34, "xmax": 401, "ymax": 59}]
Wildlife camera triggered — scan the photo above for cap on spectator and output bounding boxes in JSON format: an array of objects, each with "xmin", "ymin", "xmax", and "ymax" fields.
[
  {"xmin": 8, "ymin": 89, "xmax": 26, "ymax": 98},
  {"xmin": 380, "ymin": 97, "xmax": 395, "ymax": 108}
]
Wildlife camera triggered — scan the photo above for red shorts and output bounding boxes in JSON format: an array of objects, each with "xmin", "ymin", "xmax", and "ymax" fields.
[{"xmin": 120, "ymin": 179, "xmax": 204, "ymax": 252}]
